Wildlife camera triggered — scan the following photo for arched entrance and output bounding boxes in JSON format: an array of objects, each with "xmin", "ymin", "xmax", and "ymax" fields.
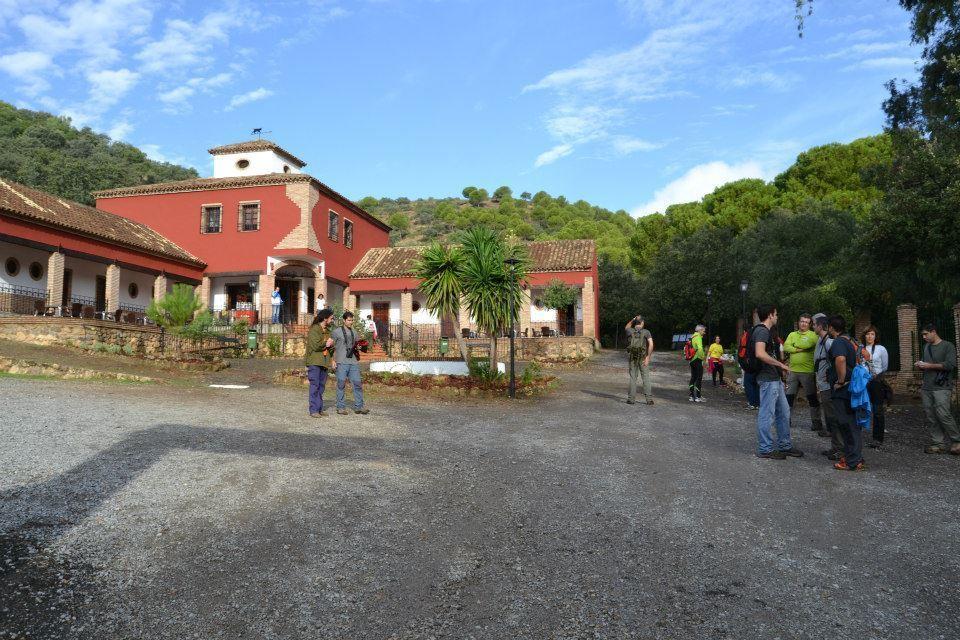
[{"xmin": 274, "ymin": 261, "xmax": 318, "ymax": 324}]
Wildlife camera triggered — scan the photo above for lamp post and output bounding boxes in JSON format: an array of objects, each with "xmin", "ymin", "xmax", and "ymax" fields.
[
  {"xmin": 505, "ymin": 257, "xmax": 521, "ymax": 399},
  {"xmin": 705, "ymin": 286, "xmax": 713, "ymax": 340}
]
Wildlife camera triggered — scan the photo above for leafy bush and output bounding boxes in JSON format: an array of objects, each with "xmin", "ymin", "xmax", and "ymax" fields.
[
  {"xmin": 520, "ymin": 361, "xmax": 543, "ymax": 386},
  {"xmin": 265, "ymin": 334, "xmax": 282, "ymax": 357},
  {"xmin": 468, "ymin": 357, "xmax": 503, "ymax": 382},
  {"xmin": 231, "ymin": 319, "xmax": 249, "ymax": 337},
  {"xmin": 180, "ymin": 310, "xmax": 215, "ymax": 341},
  {"xmin": 122, "ymin": 344, "xmax": 134, "ymax": 356}
]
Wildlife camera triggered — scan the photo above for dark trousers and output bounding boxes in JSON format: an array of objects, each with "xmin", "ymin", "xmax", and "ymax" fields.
[
  {"xmin": 819, "ymin": 389, "xmax": 844, "ymax": 453},
  {"xmin": 832, "ymin": 395, "xmax": 863, "ymax": 467},
  {"xmin": 866, "ymin": 378, "xmax": 886, "ymax": 442},
  {"xmin": 689, "ymin": 359, "xmax": 703, "ymax": 398},
  {"xmin": 307, "ymin": 365, "xmax": 328, "ymax": 414},
  {"xmin": 711, "ymin": 361, "xmax": 725, "ymax": 385},
  {"xmin": 743, "ymin": 371, "xmax": 760, "ymax": 406}
]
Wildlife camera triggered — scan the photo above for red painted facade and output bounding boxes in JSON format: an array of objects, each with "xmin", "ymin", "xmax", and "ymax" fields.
[
  {"xmin": 0, "ymin": 215, "xmax": 204, "ymax": 280},
  {"xmin": 96, "ymin": 185, "xmax": 389, "ymax": 281}
]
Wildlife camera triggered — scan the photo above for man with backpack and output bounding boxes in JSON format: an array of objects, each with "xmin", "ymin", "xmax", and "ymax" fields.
[
  {"xmin": 747, "ymin": 304, "xmax": 802, "ymax": 459},
  {"xmin": 813, "ymin": 313, "xmax": 844, "ymax": 459},
  {"xmin": 686, "ymin": 324, "xmax": 706, "ymax": 402},
  {"xmin": 827, "ymin": 315, "xmax": 865, "ymax": 471},
  {"xmin": 625, "ymin": 315, "xmax": 654, "ymax": 405},
  {"xmin": 738, "ymin": 309, "xmax": 760, "ymax": 410},
  {"xmin": 916, "ymin": 323, "xmax": 959, "ymax": 455}
]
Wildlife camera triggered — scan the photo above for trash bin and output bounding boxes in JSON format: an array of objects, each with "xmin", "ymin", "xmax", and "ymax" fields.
[
  {"xmin": 439, "ymin": 337, "xmax": 449, "ymax": 356},
  {"xmin": 248, "ymin": 329, "xmax": 258, "ymax": 351}
]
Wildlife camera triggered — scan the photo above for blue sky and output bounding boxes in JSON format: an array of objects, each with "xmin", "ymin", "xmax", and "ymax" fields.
[{"xmin": 0, "ymin": 0, "xmax": 920, "ymax": 215}]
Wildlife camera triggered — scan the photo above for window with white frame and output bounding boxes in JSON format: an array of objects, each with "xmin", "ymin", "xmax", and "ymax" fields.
[
  {"xmin": 202, "ymin": 205, "xmax": 222, "ymax": 234},
  {"xmin": 239, "ymin": 202, "xmax": 260, "ymax": 231},
  {"xmin": 328, "ymin": 210, "xmax": 339, "ymax": 242},
  {"xmin": 343, "ymin": 219, "xmax": 353, "ymax": 248}
]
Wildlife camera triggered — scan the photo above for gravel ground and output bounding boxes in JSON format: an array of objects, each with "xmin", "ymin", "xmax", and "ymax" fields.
[{"xmin": 1, "ymin": 350, "xmax": 958, "ymax": 639}]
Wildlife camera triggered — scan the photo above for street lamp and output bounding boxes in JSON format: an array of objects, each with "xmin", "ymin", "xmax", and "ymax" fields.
[
  {"xmin": 504, "ymin": 257, "xmax": 521, "ymax": 399},
  {"xmin": 705, "ymin": 286, "xmax": 713, "ymax": 340}
]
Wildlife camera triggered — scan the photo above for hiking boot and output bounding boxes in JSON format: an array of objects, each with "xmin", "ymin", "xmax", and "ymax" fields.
[
  {"xmin": 336, "ymin": 409, "xmax": 350, "ymax": 415},
  {"xmin": 645, "ymin": 399, "xmax": 655, "ymax": 405},
  {"xmin": 310, "ymin": 411, "xmax": 328, "ymax": 418},
  {"xmin": 626, "ymin": 399, "xmax": 636, "ymax": 405},
  {"xmin": 354, "ymin": 408, "xmax": 370, "ymax": 415},
  {"xmin": 688, "ymin": 396, "xmax": 695, "ymax": 402},
  {"xmin": 757, "ymin": 450, "xmax": 787, "ymax": 460},
  {"xmin": 950, "ymin": 443, "xmax": 960, "ymax": 455},
  {"xmin": 924, "ymin": 445, "xmax": 947, "ymax": 454},
  {"xmin": 834, "ymin": 460, "xmax": 866, "ymax": 471},
  {"xmin": 826, "ymin": 451, "xmax": 844, "ymax": 461},
  {"xmin": 780, "ymin": 448, "xmax": 804, "ymax": 458}
]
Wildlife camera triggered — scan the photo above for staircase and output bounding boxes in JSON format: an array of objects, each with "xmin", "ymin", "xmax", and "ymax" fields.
[{"xmin": 363, "ymin": 342, "xmax": 390, "ymax": 362}]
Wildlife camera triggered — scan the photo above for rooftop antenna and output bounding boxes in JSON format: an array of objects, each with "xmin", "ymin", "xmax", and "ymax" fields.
[{"xmin": 251, "ymin": 128, "xmax": 272, "ymax": 140}]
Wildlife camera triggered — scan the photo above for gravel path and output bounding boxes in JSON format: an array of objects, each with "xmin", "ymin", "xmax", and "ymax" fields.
[{"xmin": 1, "ymin": 351, "xmax": 958, "ymax": 639}]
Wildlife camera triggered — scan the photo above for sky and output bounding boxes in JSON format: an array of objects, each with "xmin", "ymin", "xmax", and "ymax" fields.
[{"xmin": 0, "ymin": 0, "xmax": 921, "ymax": 216}]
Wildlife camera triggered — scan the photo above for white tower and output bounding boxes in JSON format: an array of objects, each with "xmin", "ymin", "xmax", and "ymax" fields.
[{"xmin": 208, "ymin": 140, "xmax": 307, "ymax": 178}]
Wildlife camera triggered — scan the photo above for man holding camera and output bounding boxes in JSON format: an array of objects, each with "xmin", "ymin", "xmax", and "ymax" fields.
[
  {"xmin": 332, "ymin": 311, "xmax": 370, "ymax": 415},
  {"xmin": 916, "ymin": 323, "xmax": 959, "ymax": 454},
  {"xmin": 625, "ymin": 315, "xmax": 654, "ymax": 405}
]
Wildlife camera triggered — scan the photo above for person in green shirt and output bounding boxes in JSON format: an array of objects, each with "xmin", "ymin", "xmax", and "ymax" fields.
[
  {"xmin": 916, "ymin": 323, "xmax": 959, "ymax": 454},
  {"xmin": 783, "ymin": 313, "xmax": 824, "ymax": 434},
  {"xmin": 688, "ymin": 324, "xmax": 706, "ymax": 402},
  {"xmin": 305, "ymin": 308, "xmax": 335, "ymax": 417}
]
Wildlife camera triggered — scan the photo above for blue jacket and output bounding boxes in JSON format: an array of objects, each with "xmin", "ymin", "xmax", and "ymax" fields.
[{"xmin": 849, "ymin": 363, "xmax": 873, "ymax": 430}]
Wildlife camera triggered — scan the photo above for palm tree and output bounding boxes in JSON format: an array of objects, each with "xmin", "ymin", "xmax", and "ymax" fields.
[
  {"xmin": 414, "ymin": 242, "xmax": 470, "ymax": 362},
  {"xmin": 459, "ymin": 227, "xmax": 529, "ymax": 369}
]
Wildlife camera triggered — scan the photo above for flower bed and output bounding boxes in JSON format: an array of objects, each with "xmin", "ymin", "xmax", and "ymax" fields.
[{"xmin": 274, "ymin": 369, "xmax": 557, "ymax": 397}]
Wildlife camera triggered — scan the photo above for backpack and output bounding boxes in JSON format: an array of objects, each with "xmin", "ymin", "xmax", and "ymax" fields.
[
  {"xmin": 627, "ymin": 329, "xmax": 649, "ymax": 361},
  {"xmin": 737, "ymin": 330, "xmax": 750, "ymax": 367},
  {"xmin": 682, "ymin": 339, "xmax": 696, "ymax": 361},
  {"xmin": 740, "ymin": 324, "xmax": 768, "ymax": 374}
]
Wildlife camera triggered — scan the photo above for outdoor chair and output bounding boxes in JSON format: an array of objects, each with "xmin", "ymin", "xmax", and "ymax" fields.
[
  {"xmin": 70, "ymin": 303, "xmax": 83, "ymax": 318},
  {"xmin": 540, "ymin": 326, "xmax": 550, "ymax": 337},
  {"xmin": 81, "ymin": 306, "xmax": 94, "ymax": 319},
  {"xmin": 113, "ymin": 309, "xmax": 123, "ymax": 323},
  {"xmin": 33, "ymin": 300, "xmax": 45, "ymax": 316}
]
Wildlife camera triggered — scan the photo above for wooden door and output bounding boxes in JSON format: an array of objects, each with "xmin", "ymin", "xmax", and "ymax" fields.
[
  {"xmin": 61, "ymin": 269, "xmax": 73, "ymax": 306},
  {"xmin": 440, "ymin": 314, "xmax": 455, "ymax": 338},
  {"xmin": 95, "ymin": 275, "xmax": 106, "ymax": 312},
  {"xmin": 372, "ymin": 302, "xmax": 390, "ymax": 335}
]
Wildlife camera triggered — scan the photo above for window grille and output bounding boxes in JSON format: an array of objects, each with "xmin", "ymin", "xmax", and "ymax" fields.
[
  {"xmin": 328, "ymin": 211, "xmax": 339, "ymax": 241},
  {"xmin": 344, "ymin": 219, "xmax": 353, "ymax": 248},
  {"xmin": 239, "ymin": 202, "xmax": 260, "ymax": 231},
  {"xmin": 202, "ymin": 206, "xmax": 222, "ymax": 233}
]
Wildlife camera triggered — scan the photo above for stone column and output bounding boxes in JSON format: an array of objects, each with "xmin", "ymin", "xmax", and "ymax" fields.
[
  {"xmin": 897, "ymin": 303, "xmax": 918, "ymax": 374},
  {"xmin": 105, "ymin": 264, "xmax": 121, "ymax": 313},
  {"xmin": 258, "ymin": 273, "xmax": 275, "ymax": 324},
  {"xmin": 46, "ymin": 251, "xmax": 65, "ymax": 306},
  {"xmin": 519, "ymin": 287, "xmax": 532, "ymax": 336},
  {"xmin": 314, "ymin": 274, "xmax": 327, "ymax": 310},
  {"xmin": 582, "ymin": 276, "xmax": 597, "ymax": 340},
  {"xmin": 854, "ymin": 309, "xmax": 871, "ymax": 341},
  {"xmin": 153, "ymin": 274, "xmax": 168, "ymax": 303},
  {"xmin": 401, "ymin": 290, "xmax": 413, "ymax": 326},
  {"xmin": 343, "ymin": 286, "xmax": 356, "ymax": 312},
  {"xmin": 197, "ymin": 276, "xmax": 211, "ymax": 309}
]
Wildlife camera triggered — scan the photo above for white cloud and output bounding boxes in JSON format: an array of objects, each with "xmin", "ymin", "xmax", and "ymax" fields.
[
  {"xmin": 158, "ymin": 73, "xmax": 234, "ymax": 113},
  {"xmin": 139, "ymin": 143, "xmax": 192, "ymax": 168},
  {"xmin": 633, "ymin": 160, "xmax": 766, "ymax": 216},
  {"xmin": 843, "ymin": 57, "xmax": 917, "ymax": 71},
  {"xmin": 534, "ymin": 144, "xmax": 574, "ymax": 168},
  {"xmin": 0, "ymin": 50, "xmax": 54, "ymax": 94},
  {"xmin": 728, "ymin": 67, "xmax": 796, "ymax": 91},
  {"xmin": 611, "ymin": 136, "xmax": 661, "ymax": 155},
  {"xmin": 137, "ymin": 10, "xmax": 248, "ymax": 74},
  {"xmin": 545, "ymin": 105, "xmax": 623, "ymax": 143},
  {"xmin": 107, "ymin": 119, "xmax": 133, "ymax": 140},
  {"xmin": 225, "ymin": 87, "xmax": 273, "ymax": 111},
  {"xmin": 87, "ymin": 68, "xmax": 139, "ymax": 106}
]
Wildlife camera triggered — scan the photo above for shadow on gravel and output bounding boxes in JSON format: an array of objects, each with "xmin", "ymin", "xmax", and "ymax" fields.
[{"xmin": 0, "ymin": 424, "xmax": 412, "ymax": 639}]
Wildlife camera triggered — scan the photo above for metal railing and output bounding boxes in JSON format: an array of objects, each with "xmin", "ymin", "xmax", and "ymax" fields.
[{"xmin": 0, "ymin": 283, "xmax": 47, "ymax": 315}]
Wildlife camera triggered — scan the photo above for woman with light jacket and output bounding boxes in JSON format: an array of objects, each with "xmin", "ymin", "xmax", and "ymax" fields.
[{"xmin": 862, "ymin": 325, "xmax": 889, "ymax": 447}]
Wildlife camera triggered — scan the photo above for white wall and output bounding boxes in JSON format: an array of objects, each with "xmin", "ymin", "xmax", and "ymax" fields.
[
  {"xmin": 529, "ymin": 289, "xmax": 583, "ymax": 322},
  {"xmin": 357, "ymin": 292, "xmax": 401, "ymax": 322},
  {"xmin": 63, "ymin": 255, "xmax": 107, "ymax": 300},
  {"xmin": 212, "ymin": 150, "xmax": 303, "ymax": 178},
  {"xmin": 0, "ymin": 241, "xmax": 50, "ymax": 292},
  {"xmin": 119, "ymin": 270, "xmax": 155, "ymax": 309},
  {"xmin": 411, "ymin": 292, "xmax": 439, "ymax": 325}
]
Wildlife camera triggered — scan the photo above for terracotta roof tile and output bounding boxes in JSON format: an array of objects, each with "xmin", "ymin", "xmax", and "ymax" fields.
[
  {"xmin": 350, "ymin": 239, "xmax": 596, "ymax": 279},
  {"xmin": 0, "ymin": 178, "xmax": 204, "ymax": 266},
  {"xmin": 92, "ymin": 173, "xmax": 391, "ymax": 233},
  {"xmin": 207, "ymin": 139, "xmax": 306, "ymax": 167}
]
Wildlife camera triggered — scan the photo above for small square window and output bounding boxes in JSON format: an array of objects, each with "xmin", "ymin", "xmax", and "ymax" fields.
[
  {"xmin": 239, "ymin": 202, "xmax": 260, "ymax": 231},
  {"xmin": 328, "ymin": 211, "xmax": 339, "ymax": 242},
  {"xmin": 202, "ymin": 206, "xmax": 222, "ymax": 234},
  {"xmin": 344, "ymin": 219, "xmax": 353, "ymax": 248}
]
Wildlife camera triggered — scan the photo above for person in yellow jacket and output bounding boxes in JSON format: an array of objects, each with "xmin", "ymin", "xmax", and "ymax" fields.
[
  {"xmin": 688, "ymin": 324, "xmax": 706, "ymax": 402},
  {"xmin": 783, "ymin": 313, "xmax": 824, "ymax": 433},
  {"xmin": 707, "ymin": 335, "xmax": 726, "ymax": 386}
]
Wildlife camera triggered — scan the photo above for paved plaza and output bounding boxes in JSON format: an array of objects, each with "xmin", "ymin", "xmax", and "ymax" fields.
[{"xmin": 1, "ymin": 351, "xmax": 958, "ymax": 639}]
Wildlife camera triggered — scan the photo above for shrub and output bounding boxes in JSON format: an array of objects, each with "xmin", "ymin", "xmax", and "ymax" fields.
[
  {"xmin": 520, "ymin": 361, "xmax": 542, "ymax": 386},
  {"xmin": 122, "ymin": 344, "xmax": 134, "ymax": 356},
  {"xmin": 468, "ymin": 357, "xmax": 503, "ymax": 382},
  {"xmin": 265, "ymin": 334, "xmax": 282, "ymax": 357}
]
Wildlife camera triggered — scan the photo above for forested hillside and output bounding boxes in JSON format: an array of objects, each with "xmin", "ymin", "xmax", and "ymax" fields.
[{"xmin": 0, "ymin": 101, "xmax": 197, "ymax": 205}]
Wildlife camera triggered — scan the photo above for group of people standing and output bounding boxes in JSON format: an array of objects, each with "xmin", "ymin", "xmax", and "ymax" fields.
[
  {"xmin": 624, "ymin": 306, "xmax": 960, "ymax": 469},
  {"xmin": 304, "ymin": 309, "xmax": 370, "ymax": 417}
]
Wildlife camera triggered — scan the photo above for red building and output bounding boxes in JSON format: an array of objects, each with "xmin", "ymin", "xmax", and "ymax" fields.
[
  {"xmin": 1, "ymin": 178, "xmax": 204, "ymax": 318},
  {"xmin": 94, "ymin": 140, "xmax": 391, "ymax": 324}
]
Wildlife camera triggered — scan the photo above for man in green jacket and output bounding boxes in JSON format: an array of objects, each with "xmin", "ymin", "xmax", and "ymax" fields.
[
  {"xmin": 784, "ymin": 313, "xmax": 824, "ymax": 433},
  {"xmin": 688, "ymin": 324, "xmax": 706, "ymax": 402},
  {"xmin": 916, "ymin": 323, "xmax": 959, "ymax": 454},
  {"xmin": 305, "ymin": 308, "xmax": 335, "ymax": 417}
]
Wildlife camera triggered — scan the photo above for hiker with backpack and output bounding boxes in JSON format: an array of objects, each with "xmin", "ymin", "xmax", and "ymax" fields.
[
  {"xmin": 813, "ymin": 313, "xmax": 845, "ymax": 460},
  {"xmin": 686, "ymin": 324, "xmax": 706, "ymax": 402},
  {"xmin": 827, "ymin": 315, "xmax": 866, "ymax": 471},
  {"xmin": 747, "ymin": 304, "xmax": 802, "ymax": 459},
  {"xmin": 332, "ymin": 311, "xmax": 371, "ymax": 415},
  {"xmin": 625, "ymin": 315, "xmax": 655, "ymax": 405},
  {"xmin": 738, "ymin": 309, "xmax": 761, "ymax": 409},
  {"xmin": 916, "ymin": 323, "xmax": 959, "ymax": 455}
]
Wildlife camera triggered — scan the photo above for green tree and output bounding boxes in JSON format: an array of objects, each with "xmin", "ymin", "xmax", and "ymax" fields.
[
  {"xmin": 462, "ymin": 186, "xmax": 478, "ymax": 199},
  {"xmin": 388, "ymin": 212, "xmax": 410, "ymax": 241},
  {"xmin": 520, "ymin": 191, "xmax": 532, "ymax": 201},
  {"xmin": 357, "ymin": 196, "xmax": 379, "ymax": 209},
  {"xmin": 414, "ymin": 242, "xmax": 470, "ymax": 362},
  {"xmin": 459, "ymin": 227, "xmax": 529, "ymax": 369},
  {"xmin": 468, "ymin": 188, "xmax": 488, "ymax": 207},
  {"xmin": 493, "ymin": 185, "xmax": 513, "ymax": 201}
]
